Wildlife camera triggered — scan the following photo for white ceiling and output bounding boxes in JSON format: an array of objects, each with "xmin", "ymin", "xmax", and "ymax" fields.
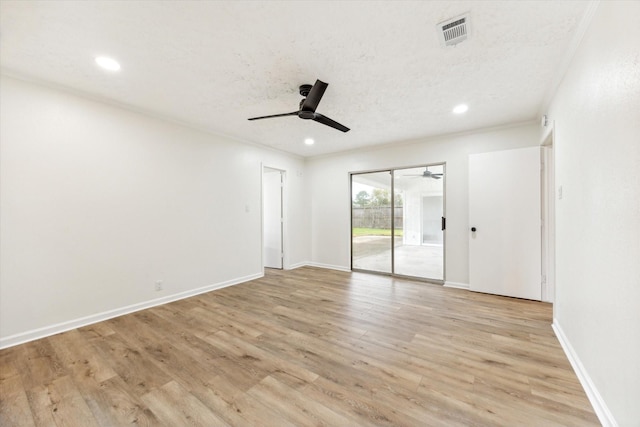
[{"xmin": 0, "ymin": 1, "xmax": 590, "ymax": 157}]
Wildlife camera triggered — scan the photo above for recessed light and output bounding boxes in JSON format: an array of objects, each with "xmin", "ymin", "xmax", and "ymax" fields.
[
  {"xmin": 95, "ymin": 56, "xmax": 121, "ymax": 71},
  {"xmin": 304, "ymin": 138, "xmax": 314, "ymax": 146},
  {"xmin": 453, "ymin": 104, "xmax": 468, "ymax": 114}
]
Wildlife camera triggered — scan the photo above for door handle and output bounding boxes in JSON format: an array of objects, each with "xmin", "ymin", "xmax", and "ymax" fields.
[
  {"xmin": 471, "ymin": 227, "xmax": 477, "ymax": 232},
  {"xmin": 441, "ymin": 217, "xmax": 446, "ymax": 231}
]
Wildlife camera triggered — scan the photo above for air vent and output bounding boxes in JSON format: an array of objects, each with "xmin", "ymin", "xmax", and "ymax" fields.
[{"xmin": 437, "ymin": 13, "xmax": 470, "ymax": 47}]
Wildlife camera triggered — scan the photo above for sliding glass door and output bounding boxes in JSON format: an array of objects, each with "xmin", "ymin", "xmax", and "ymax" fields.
[
  {"xmin": 351, "ymin": 171, "xmax": 393, "ymax": 273},
  {"xmin": 393, "ymin": 165, "xmax": 444, "ymax": 280},
  {"xmin": 351, "ymin": 164, "xmax": 445, "ymax": 281}
]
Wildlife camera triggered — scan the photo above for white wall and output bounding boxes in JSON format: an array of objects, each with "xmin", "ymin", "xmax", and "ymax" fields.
[
  {"xmin": 546, "ymin": 1, "xmax": 640, "ymax": 425},
  {"xmin": 0, "ymin": 75, "xmax": 309, "ymax": 346},
  {"xmin": 306, "ymin": 123, "xmax": 539, "ymax": 283}
]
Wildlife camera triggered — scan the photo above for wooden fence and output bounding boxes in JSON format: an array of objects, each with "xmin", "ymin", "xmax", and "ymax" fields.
[{"xmin": 352, "ymin": 206, "xmax": 403, "ymax": 229}]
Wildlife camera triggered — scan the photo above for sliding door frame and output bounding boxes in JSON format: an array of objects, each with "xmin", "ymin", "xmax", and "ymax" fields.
[{"xmin": 350, "ymin": 162, "xmax": 446, "ymax": 283}]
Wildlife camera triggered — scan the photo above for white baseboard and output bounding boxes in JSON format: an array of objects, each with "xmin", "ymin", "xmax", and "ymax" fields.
[
  {"xmin": 304, "ymin": 262, "xmax": 352, "ymax": 272},
  {"xmin": 552, "ymin": 319, "xmax": 618, "ymax": 427},
  {"xmin": 286, "ymin": 261, "xmax": 309, "ymax": 270},
  {"xmin": 444, "ymin": 281, "xmax": 469, "ymax": 290},
  {"xmin": 0, "ymin": 272, "xmax": 263, "ymax": 350}
]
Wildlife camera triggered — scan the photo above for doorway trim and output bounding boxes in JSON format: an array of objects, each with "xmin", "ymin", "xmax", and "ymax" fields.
[{"xmin": 541, "ymin": 123, "xmax": 556, "ymax": 303}]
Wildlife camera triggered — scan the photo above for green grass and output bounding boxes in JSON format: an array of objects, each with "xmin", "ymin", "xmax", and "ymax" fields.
[{"xmin": 352, "ymin": 227, "xmax": 403, "ymax": 237}]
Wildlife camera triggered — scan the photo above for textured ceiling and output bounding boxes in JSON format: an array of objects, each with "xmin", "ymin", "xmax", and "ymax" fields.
[{"xmin": 0, "ymin": 1, "xmax": 590, "ymax": 157}]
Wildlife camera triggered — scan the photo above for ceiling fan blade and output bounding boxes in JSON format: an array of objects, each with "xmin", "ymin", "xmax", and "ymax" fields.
[
  {"xmin": 248, "ymin": 111, "xmax": 298, "ymax": 121},
  {"xmin": 301, "ymin": 80, "xmax": 328, "ymax": 112},
  {"xmin": 313, "ymin": 113, "xmax": 350, "ymax": 132}
]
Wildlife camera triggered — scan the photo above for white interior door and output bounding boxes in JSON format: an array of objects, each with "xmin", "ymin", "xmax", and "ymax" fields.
[
  {"xmin": 469, "ymin": 147, "xmax": 541, "ymax": 300},
  {"xmin": 263, "ymin": 168, "xmax": 283, "ymax": 269}
]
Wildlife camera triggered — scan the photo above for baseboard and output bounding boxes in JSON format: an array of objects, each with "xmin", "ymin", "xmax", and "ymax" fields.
[
  {"xmin": 304, "ymin": 262, "xmax": 352, "ymax": 273},
  {"xmin": 0, "ymin": 272, "xmax": 263, "ymax": 350},
  {"xmin": 552, "ymin": 319, "xmax": 618, "ymax": 427},
  {"xmin": 286, "ymin": 261, "xmax": 309, "ymax": 270},
  {"xmin": 444, "ymin": 281, "xmax": 469, "ymax": 290}
]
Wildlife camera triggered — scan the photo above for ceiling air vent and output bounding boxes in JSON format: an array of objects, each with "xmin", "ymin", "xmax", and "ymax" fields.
[{"xmin": 437, "ymin": 13, "xmax": 470, "ymax": 47}]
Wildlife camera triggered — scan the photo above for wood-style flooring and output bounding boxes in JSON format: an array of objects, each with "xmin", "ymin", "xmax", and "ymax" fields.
[{"xmin": 0, "ymin": 267, "xmax": 599, "ymax": 426}]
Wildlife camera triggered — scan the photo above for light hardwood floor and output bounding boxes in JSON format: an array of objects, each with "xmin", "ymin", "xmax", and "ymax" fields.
[{"xmin": 1, "ymin": 267, "xmax": 599, "ymax": 426}]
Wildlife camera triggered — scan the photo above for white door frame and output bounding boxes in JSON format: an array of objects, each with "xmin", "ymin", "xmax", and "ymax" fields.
[
  {"xmin": 541, "ymin": 124, "xmax": 556, "ymax": 303},
  {"xmin": 262, "ymin": 165, "xmax": 286, "ymax": 270}
]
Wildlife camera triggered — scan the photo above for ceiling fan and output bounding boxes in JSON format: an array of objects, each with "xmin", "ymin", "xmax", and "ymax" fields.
[
  {"xmin": 405, "ymin": 168, "xmax": 443, "ymax": 180},
  {"xmin": 248, "ymin": 79, "xmax": 350, "ymax": 132}
]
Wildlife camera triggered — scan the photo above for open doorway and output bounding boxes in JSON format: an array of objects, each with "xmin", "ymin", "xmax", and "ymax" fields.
[{"xmin": 263, "ymin": 167, "xmax": 284, "ymax": 269}]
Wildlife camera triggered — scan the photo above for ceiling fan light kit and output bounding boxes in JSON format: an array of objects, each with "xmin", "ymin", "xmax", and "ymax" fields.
[{"xmin": 248, "ymin": 79, "xmax": 350, "ymax": 133}]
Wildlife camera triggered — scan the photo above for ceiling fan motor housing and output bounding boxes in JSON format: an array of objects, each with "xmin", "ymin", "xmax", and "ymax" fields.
[
  {"xmin": 298, "ymin": 110, "xmax": 316, "ymax": 120},
  {"xmin": 299, "ymin": 84, "xmax": 313, "ymax": 97}
]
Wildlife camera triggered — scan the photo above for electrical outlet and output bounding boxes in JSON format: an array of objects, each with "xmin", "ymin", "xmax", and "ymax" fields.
[{"xmin": 155, "ymin": 280, "xmax": 163, "ymax": 291}]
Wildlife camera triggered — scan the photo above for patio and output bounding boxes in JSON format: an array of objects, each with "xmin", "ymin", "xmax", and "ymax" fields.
[{"xmin": 352, "ymin": 235, "xmax": 443, "ymax": 280}]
